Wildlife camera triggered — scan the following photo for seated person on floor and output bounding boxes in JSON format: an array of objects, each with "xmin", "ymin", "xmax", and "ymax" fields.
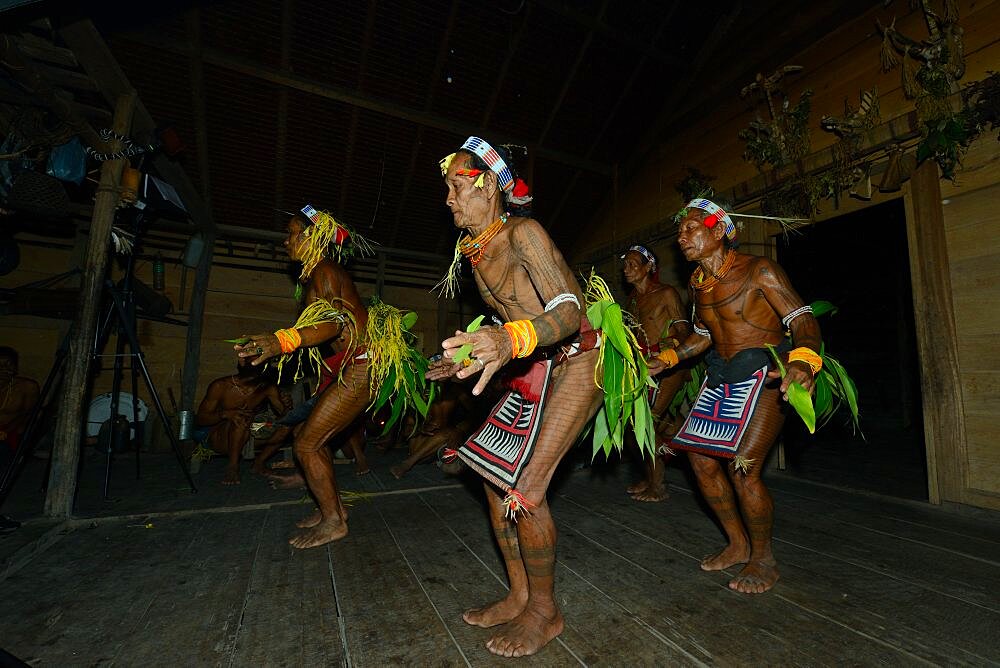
[
  {"xmin": 194, "ymin": 359, "xmax": 288, "ymax": 485},
  {"xmin": 390, "ymin": 379, "xmax": 476, "ymax": 480},
  {"xmin": 0, "ymin": 346, "xmax": 39, "ymax": 472}
]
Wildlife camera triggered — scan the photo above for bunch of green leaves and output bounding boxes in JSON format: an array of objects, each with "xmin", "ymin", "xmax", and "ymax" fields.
[
  {"xmin": 768, "ymin": 299, "xmax": 859, "ymax": 434},
  {"xmin": 667, "ymin": 361, "xmax": 705, "ymax": 418},
  {"xmin": 369, "ymin": 310, "xmax": 436, "ymax": 437},
  {"xmin": 584, "ymin": 272, "xmax": 656, "ymax": 460},
  {"xmin": 917, "ymin": 115, "xmax": 970, "ymax": 181}
]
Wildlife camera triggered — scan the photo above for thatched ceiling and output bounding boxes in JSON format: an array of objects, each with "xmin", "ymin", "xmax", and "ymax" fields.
[{"xmin": 3, "ymin": 0, "xmax": 876, "ymax": 257}]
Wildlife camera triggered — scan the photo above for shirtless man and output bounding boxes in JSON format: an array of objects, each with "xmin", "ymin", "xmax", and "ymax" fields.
[
  {"xmin": 194, "ymin": 360, "xmax": 288, "ymax": 485},
  {"xmin": 236, "ymin": 207, "xmax": 370, "ymax": 548},
  {"xmin": 649, "ymin": 198, "xmax": 821, "ymax": 594},
  {"xmin": 428, "ymin": 137, "xmax": 602, "ymax": 657},
  {"xmin": 389, "ymin": 381, "xmax": 473, "ymax": 480},
  {"xmin": 0, "ymin": 347, "xmax": 39, "ymax": 471},
  {"xmin": 620, "ymin": 246, "xmax": 691, "ymax": 502}
]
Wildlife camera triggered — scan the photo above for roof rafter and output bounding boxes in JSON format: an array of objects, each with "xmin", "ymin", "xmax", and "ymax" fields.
[{"xmin": 119, "ymin": 32, "xmax": 612, "ymax": 177}]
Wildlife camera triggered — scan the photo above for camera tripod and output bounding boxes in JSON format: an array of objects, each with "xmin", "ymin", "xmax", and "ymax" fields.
[{"xmin": 0, "ymin": 209, "xmax": 197, "ymax": 508}]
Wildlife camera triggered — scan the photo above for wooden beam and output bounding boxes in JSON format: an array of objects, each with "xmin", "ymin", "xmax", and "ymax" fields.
[
  {"xmin": 536, "ymin": 0, "xmax": 608, "ymax": 146},
  {"xmin": 481, "ymin": 3, "xmax": 533, "ymax": 128},
  {"xmin": 0, "ymin": 33, "xmax": 104, "ymax": 150},
  {"xmin": 390, "ymin": 0, "xmax": 461, "ymax": 246},
  {"xmin": 58, "ymin": 20, "xmax": 217, "ymax": 235},
  {"xmin": 272, "ymin": 0, "xmax": 294, "ymax": 228},
  {"xmin": 531, "ymin": 0, "xmax": 682, "ymax": 69},
  {"xmin": 44, "ymin": 92, "xmax": 136, "ymax": 518},
  {"xmin": 179, "ymin": 10, "xmax": 215, "ymax": 414},
  {"xmin": 546, "ymin": 2, "xmax": 678, "ymax": 234},
  {"xmin": 118, "ymin": 32, "xmax": 612, "ymax": 177},
  {"xmin": 337, "ymin": 0, "xmax": 380, "ymax": 216},
  {"xmin": 902, "ymin": 161, "xmax": 968, "ymax": 505}
]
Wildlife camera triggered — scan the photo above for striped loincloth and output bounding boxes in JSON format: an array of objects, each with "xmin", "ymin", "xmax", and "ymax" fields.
[{"xmin": 670, "ymin": 365, "xmax": 767, "ymax": 459}]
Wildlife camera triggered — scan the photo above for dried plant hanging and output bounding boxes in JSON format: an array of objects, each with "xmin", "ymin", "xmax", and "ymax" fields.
[{"xmin": 879, "ymin": 1, "xmax": 970, "ymax": 179}]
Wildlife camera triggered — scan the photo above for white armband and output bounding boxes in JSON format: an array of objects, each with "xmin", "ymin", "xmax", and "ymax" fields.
[
  {"xmin": 544, "ymin": 293, "xmax": 580, "ymax": 312},
  {"xmin": 781, "ymin": 305, "xmax": 813, "ymax": 329},
  {"xmin": 694, "ymin": 324, "xmax": 711, "ymax": 339}
]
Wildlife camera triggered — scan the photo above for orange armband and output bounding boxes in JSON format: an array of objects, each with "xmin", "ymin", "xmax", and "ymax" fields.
[
  {"xmin": 274, "ymin": 328, "xmax": 302, "ymax": 354},
  {"xmin": 503, "ymin": 320, "xmax": 538, "ymax": 359},
  {"xmin": 788, "ymin": 347, "xmax": 822, "ymax": 375},
  {"xmin": 655, "ymin": 348, "xmax": 679, "ymax": 369}
]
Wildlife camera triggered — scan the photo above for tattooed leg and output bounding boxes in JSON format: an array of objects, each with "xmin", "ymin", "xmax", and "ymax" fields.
[
  {"xmin": 690, "ymin": 451, "xmax": 750, "ymax": 571},
  {"xmin": 463, "ymin": 483, "xmax": 528, "ymax": 628},
  {"xmin": 727, "ymin": 385, "xmax": 785, "ymax": 593},
  {"xmin": 288, "ymin": 361, "xmax": 371, "ymax": 548},
  {"xmin": 485, "ymin": 351, "xmax": 602, "ymax": 658}
]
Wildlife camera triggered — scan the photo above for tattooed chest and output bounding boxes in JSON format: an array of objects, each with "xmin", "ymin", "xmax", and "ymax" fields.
[{"xmin": 475, "ymin": 263, "xmax": 533, "ymax": 318}]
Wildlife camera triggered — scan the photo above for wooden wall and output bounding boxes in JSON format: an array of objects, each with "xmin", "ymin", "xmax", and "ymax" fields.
[
  {"xmin": 567, "ymin": 0, "xmax": 1000, "ymax": 509},
  {"xmin": 939, "ymin": 178, "xmax": 1000, "ymax": 509},
  {"xmin": 1, "ymin": 239, "xmax": 460, "ymax": 445}
]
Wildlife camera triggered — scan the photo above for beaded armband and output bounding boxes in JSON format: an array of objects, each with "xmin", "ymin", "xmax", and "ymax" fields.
[
  {"xmin": 503, "ymin": 320, "xmax": 538, "ymax": 359},
  {"xmin": 788, "ymin": 347, "xmax": 822, "ymax": 375},
  {"xmin": 274, "ymin": 328, "xmax": 302, "ymax": 354}
]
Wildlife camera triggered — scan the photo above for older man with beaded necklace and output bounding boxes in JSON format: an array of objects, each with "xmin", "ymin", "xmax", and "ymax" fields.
[
  {"xmin": 648, "ymin": 199, "xmax": 822, "ymax": 594},
  {"xmin": 428, "ymin": 137, "xmax": 602, "ymax": 658}
]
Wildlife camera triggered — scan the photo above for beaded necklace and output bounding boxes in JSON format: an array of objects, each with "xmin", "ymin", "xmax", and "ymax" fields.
[
  {"xmin": 459, "ymin": 213, "xmax": 508, "ymax": 268},
  {"xmin": 691, "ymin": 250, "xmax": 736, "ymax": 293}
]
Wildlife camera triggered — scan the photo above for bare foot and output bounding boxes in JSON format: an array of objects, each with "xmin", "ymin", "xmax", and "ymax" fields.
[
  {"xmin": 630, "ymin": 484, "xmax": 668, "ymax": 502},
  {"xmin": 729, "ymin": 559, "xmax": 779, "ymax": 594},
  {"xmin": 700, "ymin": 543, "xmax": 750, "ymax": 572},
  {"xmin": 626, "ymin": 480, "xmax": 648, "ymax": 495},
  {"xmin": 267, "ymin": 472, "xmax": 305, "ymax": 490},
  {"xmin": 296, "ymin": 509, "xmax": 323, "ymax": 528},
  {"xmin": 485, "ymin": 607, "xmax": 564, "ymax": 658},
  {"xmin": 389, "ymin": 464, "xmax": 407, "ymax": 480},
  {"xmin": 288, "ymin": 517, "xmax": 348, "ymax": 549},
  {"xmin": 462, "ymin": 594, "xmax": 528, "ymax": 628},
  {"xmin": 222, "ymin": 466, "xmax": 240, "ymax": 485}
]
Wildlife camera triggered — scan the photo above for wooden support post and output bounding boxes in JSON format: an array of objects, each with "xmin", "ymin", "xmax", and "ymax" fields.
[
  {"xmin": 902, "ymin": 160, "xmax": 968, "ymax": 505},
  {"xmin": 180, "ymin": 230, "xmax": 215, "ymax": 412},
  {"xmin": 44, "ymin": 92, "xmax": 136, "ymax": 518}
]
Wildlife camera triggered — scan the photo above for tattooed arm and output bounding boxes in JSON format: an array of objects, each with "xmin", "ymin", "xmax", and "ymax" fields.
[
  {"xmin": 756, "ymin": 258, "xmax": 822, "ymax": 395},
  {"xmin": 445, "ymin": 218, "xmax": 582, "ymax": 395}
]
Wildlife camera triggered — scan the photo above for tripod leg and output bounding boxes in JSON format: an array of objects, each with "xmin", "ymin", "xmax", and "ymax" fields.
[
  {"xmin": 132, "ymin": 354, "xmax": 141, "ymax": 480},
  {"xmin": 103, "ymin": 319, "xmax": 129, "ymax": 500},
  {"xmin": 106, "ymin": 285, "xmax": 197, "ymax": 493}
]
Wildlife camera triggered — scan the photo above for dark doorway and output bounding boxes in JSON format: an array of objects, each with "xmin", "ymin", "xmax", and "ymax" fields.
[{"xmin": 776, "ymin": 199, "xmax": 927, "ymax": 500}]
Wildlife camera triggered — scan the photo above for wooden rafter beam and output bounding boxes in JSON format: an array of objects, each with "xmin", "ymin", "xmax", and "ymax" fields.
[
  {"xmin": 119, "ymin": 31, "xmax": 612, "ymax": 177},
  {"xmin": 273, "ymin": 0, "xmax": 293, "ymax": 227},
  {"xmin": 536, "ymin": 0, "xmax": 609, "ymax": 146},
  {"xmin": 481, "ymin": 3, "xmax": 534, "ymax": 128},
  {"xmin": 546, "ymin": 2, "xmax": 679, "ymax": 235},
  {"xmin": 58, "ymin": 20, "xmax": 216, "ymax": 234},
  {"xmin": 531, "ymin": 0, "xmax": 682, "ymax": 69},
  {"xmin": 390, "ymin": 0, "xmax": 462, "ymax": 247},
  {"xmin": 338, "ymin": 0, "xmax": 379, "ymax": 215}
]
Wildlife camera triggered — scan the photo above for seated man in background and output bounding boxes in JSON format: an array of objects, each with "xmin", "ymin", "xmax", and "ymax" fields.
[
  {"xmin": 390, "ymin": 380, "xmax": 476, "ymax": 480},
  {"xmin": 194, "ymin": 359, "xmax": 288, "ymax": 485}
]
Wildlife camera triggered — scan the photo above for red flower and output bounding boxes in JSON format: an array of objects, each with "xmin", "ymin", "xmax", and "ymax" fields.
[{"xmin": 513, "ymin": 178, "xmax": 530, "ymax": 198}]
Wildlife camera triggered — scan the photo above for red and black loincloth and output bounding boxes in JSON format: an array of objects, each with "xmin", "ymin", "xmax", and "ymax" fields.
[
  {"xmin": 670, "ymin": 343, "xmax": 787, "ymax": 459},
  {"xmin": 445, "ymin": 320, "xmax": 598, "ymax": 514}
]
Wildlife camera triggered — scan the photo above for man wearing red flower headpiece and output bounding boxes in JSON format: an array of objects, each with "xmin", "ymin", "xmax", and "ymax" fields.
[
  {"xmin": 648, "ymin": 198, "xmax": 821, "ymax": 594},
  {"xmin": 427, "ymin": 137, "xmax": 601, "ymax": 657}
]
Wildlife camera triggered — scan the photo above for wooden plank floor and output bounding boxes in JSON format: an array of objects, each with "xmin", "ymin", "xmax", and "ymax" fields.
[{"xmin": 1, "ymin": 450, "xmax": 999, "ymax": 666}]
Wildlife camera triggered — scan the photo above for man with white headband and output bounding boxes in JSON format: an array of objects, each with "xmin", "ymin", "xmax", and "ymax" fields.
[
  {"xmin": 648, "ymin": 197, "xmax": 822, "ymax": 594},
  {"xmin": 428, "ymin": 136, "xmax": 600, "ymax": 657},
  {"xmin": 620, "ymin": 244, "xmax": 691, "ymax": 502}
]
